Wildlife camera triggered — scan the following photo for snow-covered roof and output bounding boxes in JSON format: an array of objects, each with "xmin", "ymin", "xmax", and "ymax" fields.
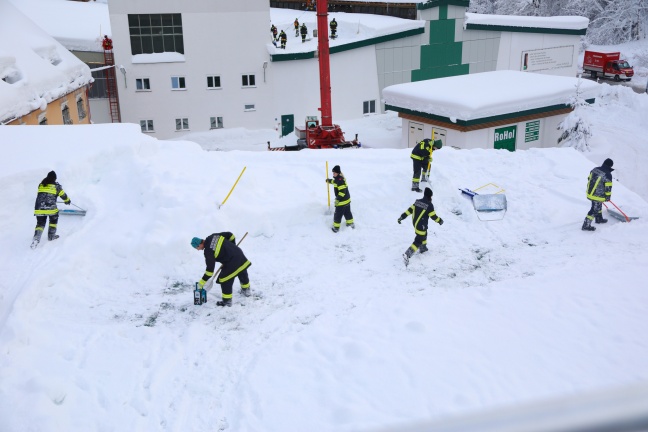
[
  {"xmin": 8, "ymin": 0, "xmax": 111, "ymax": 52},
  {"xmin": 268, "ymin": 8, "xmax": 424, "ymax": 58},
  {"xmin": 465, "ymin": 12, "xmax": 589, "ymax": 32},
  {"xmin": 382, "ymin": 71, "xmax": 600, "ymax": 122},
  {"xmin": 0, "ymin": 1, "xmax": 93, "ymax": 123}
]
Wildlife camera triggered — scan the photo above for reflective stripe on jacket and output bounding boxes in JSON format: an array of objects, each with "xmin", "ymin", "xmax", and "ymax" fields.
[
  {"xmin": 411, "ymin": 139, "xmax": 433, "ymax": 162},
  {"xmin": 34, "ymin": 182, "xmax": 69, "ymax": 215},
  {"xmin": 586, "ymin": 166, "xmax": 613, "ymax": 202},
  {"xmin": 327, "ymin": 175, "xmax": 351, "ymax": 207},
  {"xmin": 400, "ymin": 197, "xmax": 441, "ymax": 235},
  {"xmin": 200, "ymin": 232, "xmax": 251, "ymax": 286}
]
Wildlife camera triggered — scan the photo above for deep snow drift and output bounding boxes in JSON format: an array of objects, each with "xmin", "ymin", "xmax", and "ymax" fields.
[{"xmin": 1, "ymin": 107, "xmax": 647, "ymax": 431}]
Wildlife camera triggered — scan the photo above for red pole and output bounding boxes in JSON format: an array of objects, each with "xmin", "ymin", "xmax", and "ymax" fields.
[{"xmin": 317, "ymin": 0, "xmax": 332, "ymax": 127}]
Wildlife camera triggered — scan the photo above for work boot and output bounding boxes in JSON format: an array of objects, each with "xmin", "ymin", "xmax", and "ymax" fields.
[
  {"xmin": 216, "ymin": 298, "xmax": 232, "ymax": 307},
  {"xmin": 411, "ymin": 182, "xmax": 422, "ymax": 192},
  {"xmin": 419, "ymin": 245, "xmax": 428, "ymax": 254},
  {"xmin": 595, "ymin": 216, "xmax": 608, "ymax": 224},
  {"xmin": 30, "ymin": 239, "xmax": 39, "ymax": 249},
  {"xmin": 582, "ymin": 218, "xmax": 596, "ymax": 231},
  {"xmin": 403, "ymin": 247, "xmax": 415, "ymax": 266},
  {"xmin": 347, "ymin": 223, "xmax": 355, "ymax": 229},
  {"xmin": 331, "ymin": 227, "xmax": 339, "ymax": 233},
  {"xmin": 48, "ymin": 234, "xmax": 59, "ymax": 241},
  {"xmin": 240, "ymin": 288, "xmax": 251, "ymax": 297}
]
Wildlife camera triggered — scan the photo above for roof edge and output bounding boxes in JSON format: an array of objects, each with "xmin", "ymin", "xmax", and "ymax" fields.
[
  {"xmin": 418, "ymin": 0, "xmax": 470, "ymax": 10},
  {"xmin": 465, "ymin": 23, "xmax": 587, "ymax": 36}
]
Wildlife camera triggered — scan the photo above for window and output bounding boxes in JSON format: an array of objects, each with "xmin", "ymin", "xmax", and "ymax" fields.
[
  {"xmin": 61, "ymin": 103, "xmax": 73, "ymax": 125},
  {"xmin": 363, "ymin": 100, "xmax": 376, "ymax": 115},
  {"xmin": 175, "ymin": 118, "xmax": 189, "ymax": 130},
  {"xmin": 128, "ymin": 14, "xmax": 184, "ymax": 55},
  {"xmin": 244, "ymin": 104, "xmax": 255, "ymax": 112},
  {"xmin": 136, "ymin": 78, "xmax": 151, "ymax": 90},
  {"xmin": 140, "ymin": 120, "xmax": 154, "ymax": 132},
  {"xmin": 76, "ymin": 94, "xmax": 87, "ymax": 121},
  {"xmin": 242, "ymin": 74, "xmax": 256, "ymax": 87},
  {"xmin": 210, "ymin": 116, "xmax": 223, "ymax": 129},
  {"xmin": 38, "ymin": 113, "xmax": 47, "ymax": 125},
  {"xmin": 88, "ymin": 66, "xmax": 108, "ymax": 98},
  {"xmin": 207, "ymin": 75, "xmax": 221, "ymax": 89},
  {"xmin": 171, "ymin": 76, "xmax": 186, "ymax": 90}
]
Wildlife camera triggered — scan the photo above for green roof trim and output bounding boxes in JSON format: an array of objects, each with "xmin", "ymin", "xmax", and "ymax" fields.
[
  {"xmin": 465, "ymin": 23, "xmax": 587, "ymax": 36},
  {"xmin": 385, "ymin": 99, "xmax": 595, "ymax": 127},
  {"xmin": 271, "ymin": 51, "xmax": 315, "ymax": 62},
  {"xmin": 270, "ymin": 27, "xmax": 424, "ymax": 62},
  {"xmin": 418, "ymin": 0, "xmax": 470, "ymax": 10}
]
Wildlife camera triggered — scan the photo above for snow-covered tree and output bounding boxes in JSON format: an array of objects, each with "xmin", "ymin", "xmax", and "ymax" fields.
[
  {"xmin": 587, "ymin": 0, "xmax": 647, "ymax": 44},
  {"xmin": 468, "ymin": 0, "xmax": 497, "ymax": 14},
  {"xmin": 558, "ymin": 77, "xmax": 593, "ymax": 152}
]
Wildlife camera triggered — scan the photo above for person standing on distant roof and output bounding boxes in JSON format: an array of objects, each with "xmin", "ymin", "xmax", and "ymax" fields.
[
  {"xmin": 330, "ymin": 18, "xmax": 338, "ymax": 39},
  {"xmin": 294, "ymin": 18, "xmax": 300, "ymax": 37},
  {"xmin": 582, "ymin": 158, "xmax": 614, "ymax": 231},
  {"xmin": 398, "ymin": 187, "xmax": 444, "ymax": 266},
  {"xmin": 271, "ymin": 24, "xmax": 278, "ymax": 41},
  {"xmin": 301, "ymin": 23, "xmax": 308, "ymax": 43},
  {"xmin": 191, "ymin": 232, "xmax": 252, "ymax": 307},
  {"xmin": 31, "ymin": 170, "xmax": 71, "ymax": 249},
  {"xmin": 279, "ymin": 30, "xmax": 287, "ymax": 49},
  {"xmin": 326, "ymin": 165, "xmax": 354, "ymax": 233}
]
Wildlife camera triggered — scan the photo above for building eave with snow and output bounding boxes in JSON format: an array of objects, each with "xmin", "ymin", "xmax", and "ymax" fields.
[
  {"xmin": 383, "ymin": 70, "xmax": 599, "ymax": 151},
  {"xmin": 0, "ymin": 1, "xmax": 93, "ymax": 126}
]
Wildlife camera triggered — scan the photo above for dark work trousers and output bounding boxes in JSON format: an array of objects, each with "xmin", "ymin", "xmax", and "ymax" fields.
[
  {"xmin": 219, "ymin": 268, "xmax": 250, "ymax": 299},
  {"xmin": 412, "ymin": 159, "xmax": 426, "ymax": 183},
  {"xmin": 34, "ymin": 214, "xmax": 59, "ymax": 241},
  {"xmin": 409, "ymin": 232, "xmax": 428, "ymax": 252},
  {"xmin": 333, "ymin": 204, "xmax": 354, "ymax": 229},
  {"xmin": 586, "ymin": 201, "xmax": 604, "ymax": 222}
]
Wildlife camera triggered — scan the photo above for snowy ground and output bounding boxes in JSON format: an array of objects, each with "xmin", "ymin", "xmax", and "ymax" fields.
[{"xmin": 1, "ymin": 80, "xmax": 648, "ymax": 431}]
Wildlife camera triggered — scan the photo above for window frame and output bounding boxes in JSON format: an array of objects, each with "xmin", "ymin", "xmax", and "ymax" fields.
[
  {"xmin": 61, "ymin": 102, "xmax": 73, "ymax": 125},
  {"xmin": 38, "ymin": 113, "xmax": 48, "ymax": 125},
  {"xmin": 363, "ymin": 99, "xmax": 376, "ymax": 115},
  {"xmin": 140, "ymin": 119, "xmax": 155, "ymax": 133},
  {"xmin": 244, "ymin": 104, "xmax": 256, "ymax": 112},
  {"xmin": 241, "ymin": 74, "xmax": 256, "ymax": 88},
  {"xmin": 207, "ymin": 75, "xmax": 222, "ymax": 90},
  {"xmin": 76, "ymin": 93, "xmax": 87, "ymax": 121},
  {"xmin": 136, "ymin": 78, "xmax": 151, "ymax": 91},
  {"xmin": 128, "ymin": 13, "xmax": 184, "ymax": 56},
  {"xmin": 171, "ymin": 76, "xmax": 186, "ymax": 90},
  {"xmin": 175, "ymin": 117, "xmax": 189, "ymax": 131},
  {"xmin": 210, "ymin": 116, "xmax": 224, "ymax": 129}
]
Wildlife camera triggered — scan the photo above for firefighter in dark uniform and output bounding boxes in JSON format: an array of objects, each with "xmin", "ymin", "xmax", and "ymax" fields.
[
  {"xmin": 279, "ymin": 30, "xmax": 287, "ymax": 49},
  {"xmin": 300, "ymin": 23, "xmax": 308, "ymax": 43},
  {"xmin": 330, "ymin": 18, "xmax": 338, "ymax": 39},
  {"xmin": 582, "ymin": 158, "xmax": 614, "ymax": 231},
  {"xmin": 326, "ymin": 165, "xmax": 354, "ymax": 233},
  {"xmin": 32, "ymin": 170, "xmax": 70, "ymax": 249},
  {"xmin": 410, "ymin": 138, "xmax": 440, "ymax": 192},
  {"xmin": 398, "ymin": 187, "xmax": 443, "ymax": 266},
  {"xmin": 192, "ymin": 232, "xmax": 251, "ymax": 307},
  {"xmin": 294, "ymin": 18, "xmax": 300, "ymax": 37},
  {"xmin": 271, "ymin": 24, "xmax": 278, "ymax": 41}
]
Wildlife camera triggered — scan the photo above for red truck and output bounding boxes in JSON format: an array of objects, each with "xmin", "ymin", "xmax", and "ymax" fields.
[{"xmin": 583, "ymin": 50, "xmax": 634, "ymax": 81}]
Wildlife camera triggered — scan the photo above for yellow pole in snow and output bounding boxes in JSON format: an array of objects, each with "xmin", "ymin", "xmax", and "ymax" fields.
[
  {"xmin": 326, "ymin": 161, "xmax": 331, "ymax": 209},
  {"xmin": 219, "ymin": 166, "xmax": 246, "ymax": 208}
]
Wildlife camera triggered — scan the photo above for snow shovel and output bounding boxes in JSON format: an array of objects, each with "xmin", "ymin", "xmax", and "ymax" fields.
[
  {"xmin": 459, "ymin": 183, "xmax": 507, "ymax": 221},
  {"xmin": 604, "ymin": 201, "xmax": 639, "ymax": 222},
  {"xmin": 58, "ymin": 201, "xmax": 87, "ymax": 216}
]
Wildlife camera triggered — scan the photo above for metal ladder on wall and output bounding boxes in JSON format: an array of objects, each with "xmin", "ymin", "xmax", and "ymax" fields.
[{"xmin": 103, "ymin": 50, "xmax": 121, "ymax": 123}]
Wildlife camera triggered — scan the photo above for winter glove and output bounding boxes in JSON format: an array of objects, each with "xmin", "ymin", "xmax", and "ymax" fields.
[
  {"xmin": 438, "ymin": 218, "xmax": 444, "ymax": 226},
  {"xmin": 397, "ymin": 217, "xmax": 403, "ymax": 224},
  {"xmin": 65, "ymin": 200, "xmax": 71, "ymax": 205}
]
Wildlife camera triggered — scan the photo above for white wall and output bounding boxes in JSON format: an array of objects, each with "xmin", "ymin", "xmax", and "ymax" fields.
[
  {"xmin": 88, "ymin": 99, "xmax": 111, "ymax": 124},
  {"xmin": 401, "ymin": 113, "xmax": 568, "ymax": 151},
  {"xmin": 109, "ymin": 0, "xmax": 272, "ymax": 139},
  {"xmin": 270, "ymin": 46, "xmax": 380, "ymax": 137},
  {"xmin": 497, "ymin": 32, "xmax": 580, "ymax": 77}
]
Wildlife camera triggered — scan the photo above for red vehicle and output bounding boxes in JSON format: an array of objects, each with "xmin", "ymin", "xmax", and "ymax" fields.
[{"xmin": 583, "ymin": 50, "xmax": 634, "ymax": 82}]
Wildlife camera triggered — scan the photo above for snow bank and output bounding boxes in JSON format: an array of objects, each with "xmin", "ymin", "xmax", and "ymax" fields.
[{"xmin": 0, "ymin": 121, "xmax": 647, "ymax": 431}]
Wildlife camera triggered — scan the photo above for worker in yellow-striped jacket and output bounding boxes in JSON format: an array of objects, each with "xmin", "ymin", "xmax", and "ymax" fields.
[{"xmin": 31, "ymin": 170, "xmax": 71, "ymax": 249}]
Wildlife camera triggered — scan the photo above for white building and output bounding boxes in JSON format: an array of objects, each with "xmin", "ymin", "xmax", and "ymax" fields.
[
  {"xmin": 383, "ymin": 70, "xmax": 600, "ymax": 151},
  {"xmin": 106, "ymin": 0, "xmax": 590, "ymax": 141}
]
